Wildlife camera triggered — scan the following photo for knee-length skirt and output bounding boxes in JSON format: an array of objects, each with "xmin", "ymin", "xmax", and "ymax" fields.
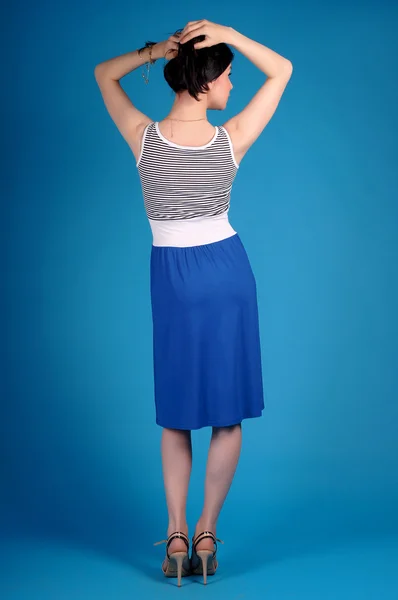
[{"xmin": 150, "ymin": 232, "xmax": 265, "ymax": 430}]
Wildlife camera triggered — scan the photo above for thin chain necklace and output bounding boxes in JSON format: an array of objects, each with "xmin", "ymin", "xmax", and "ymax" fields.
[
  {"xmin": 163, "ymin": 117, "xmax": 208, "ymax": 139},
  {"xmin": 165, "ymin": 117, "xmax": 207, "ymax": 121}
]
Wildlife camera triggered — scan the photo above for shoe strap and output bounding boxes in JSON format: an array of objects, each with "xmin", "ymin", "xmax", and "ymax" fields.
[
  {"xmin": 153, "ymin": 531, "xmax": 190, "ymax": 559},
  {"xmin": 192, "ymin": 530, "xmax": 224, "ymax": 558}
]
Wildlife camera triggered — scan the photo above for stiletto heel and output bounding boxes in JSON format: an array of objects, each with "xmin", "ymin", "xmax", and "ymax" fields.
[
  {"xmin": 197, "ymin": 550, "xmax": 213, "ymax": 585},
  {"xmin": 190, "ymin": 530, "xmax": 224, "ymax": 585},
  {"xmin": 154, "ymin": 531, "xmax": 191, "ymax": 586},
  {"xmin": 173, "ymin": 552, "xmax": 187, "ymax": 587}
]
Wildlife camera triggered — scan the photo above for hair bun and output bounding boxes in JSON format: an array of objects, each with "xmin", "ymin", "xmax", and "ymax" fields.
[
  {"xmin": 164, "ymin": 30, "xmax": 234, "ymax": 102},
  {"xmin": 179, "ymin": 41, "xmax": 194, "ymax": 55},
  {"xmin": 179, "ymin": 33, "xmax": 205, "ymax": 56}
]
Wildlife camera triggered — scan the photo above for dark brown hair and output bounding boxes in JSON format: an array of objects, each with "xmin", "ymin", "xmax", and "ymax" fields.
[{"xmin": 138, "ymin": 29, "xmax": 234, "ymax": 102}]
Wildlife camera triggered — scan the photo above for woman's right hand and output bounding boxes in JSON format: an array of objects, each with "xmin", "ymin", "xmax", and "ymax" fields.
[{"xmin": 178, "ymin": 20, "xmax": 230, "ymax": 49}]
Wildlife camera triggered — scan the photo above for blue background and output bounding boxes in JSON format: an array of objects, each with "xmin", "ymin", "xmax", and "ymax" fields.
[{"xmin": 2, "ymin": 0, "xmax": 397, "ymax": 598}]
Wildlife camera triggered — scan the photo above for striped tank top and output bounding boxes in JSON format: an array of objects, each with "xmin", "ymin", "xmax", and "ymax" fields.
[{"xmin": 136, "ymin": 121, "xmax": 240, "ymax": 247}]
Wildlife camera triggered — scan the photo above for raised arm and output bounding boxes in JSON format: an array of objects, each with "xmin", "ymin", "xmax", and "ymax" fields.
[
  {"xmin": 222, "ymin": 27, "xmax": 293, "ymax": 165},
  {"xmin": 94, "ymin": 35, "xmax": 179, "ymax": 160},
  {"xmin": 94, "ymin": 47, "xmax": 155, "ymax": 157}
]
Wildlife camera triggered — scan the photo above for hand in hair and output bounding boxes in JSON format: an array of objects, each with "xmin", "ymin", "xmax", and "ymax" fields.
[
  {"xmin": 179, "ymin": 19, "xmax": 229, "ymax": 49},
  {"xmin": 154, "ymin": 33, "xmax": 182, "ymax": 62}
]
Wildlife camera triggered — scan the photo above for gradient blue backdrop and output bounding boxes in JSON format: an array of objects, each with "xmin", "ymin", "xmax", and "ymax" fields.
[{"xmin": 2, "ymin": 0, "xmax": 397, "ymax": 597}]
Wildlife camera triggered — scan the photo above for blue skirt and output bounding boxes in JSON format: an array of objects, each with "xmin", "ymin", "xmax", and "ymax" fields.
[{"xmin": 150, "ymin": 232, "xmax": 265, "ymax": 430}]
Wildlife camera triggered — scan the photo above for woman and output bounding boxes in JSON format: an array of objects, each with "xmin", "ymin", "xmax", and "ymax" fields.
[{"xmin": 95, "ymin": 20, "xmax": 292, "ymax": 586}]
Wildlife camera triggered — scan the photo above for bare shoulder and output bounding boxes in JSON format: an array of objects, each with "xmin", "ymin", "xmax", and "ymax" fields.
[
  {"xmin": 222, "ymin": 65, "xmax": 293, "ymax": 165},
  {"xmin": 132, "ymin": 119, "xmax": 153, "ymax": 162},
  {"xmin": 220, "ymin": 120, "xmax": 245, "ymax": 167}
]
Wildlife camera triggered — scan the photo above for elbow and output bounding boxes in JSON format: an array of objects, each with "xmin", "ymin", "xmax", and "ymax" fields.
[
  {"xmin": 94, "ymin": 64, "xmax": 107, "ymax": 81},
  {"xmin": 283, "ymin": 60, "xmax": 293, "ymax": 74},
  {"xmin": 275, "ymin": 60, "xmax": 293, "ymax": 79}
]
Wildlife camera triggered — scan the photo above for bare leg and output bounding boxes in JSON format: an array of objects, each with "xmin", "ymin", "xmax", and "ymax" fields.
[
  {"xmin": 194, "ymin": 423, "xmax": 242, "ymax": 551},
  {"xmin": 161, "ymin": 427, "xmax": 192, "ymax": 554}
]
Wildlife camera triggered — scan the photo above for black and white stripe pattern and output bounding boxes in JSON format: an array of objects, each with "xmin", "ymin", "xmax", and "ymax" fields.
[{"xmin": 136, "ymin": 122, "xmax": 239, "ymax": 221}]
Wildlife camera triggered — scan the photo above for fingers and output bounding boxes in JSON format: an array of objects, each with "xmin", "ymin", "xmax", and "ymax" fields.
[
  {"xmin": 191, "ymin": 41, "xmax": 207, "ymax": 50},
  {"xmin": 179, "ymin": 19, "xmax": 205, "ymax": 43},
  {"xmin": 179, "ymin": 26, "xmax": 204, "ymax": 44},
  {"xmin": 182, "ymin": 19, "xmax": 204, "ymax": 32},
  {"xmin": 165, "ymin": 48, "xmax": 178, "ymax": 58}
]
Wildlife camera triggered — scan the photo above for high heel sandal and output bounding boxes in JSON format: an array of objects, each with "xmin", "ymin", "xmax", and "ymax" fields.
[
  {"xmin": 153, "ymin": 531, "xmax": 191, "ymax": 587},
  {"xmin": 190, "ymin": 530, "xmax": 224, "ymax": 585}
]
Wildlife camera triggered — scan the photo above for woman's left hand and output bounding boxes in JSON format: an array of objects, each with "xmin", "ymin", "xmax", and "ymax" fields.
[{"xmin": 153, "ymin": 33, "xmax": 181, "ymax": 61}]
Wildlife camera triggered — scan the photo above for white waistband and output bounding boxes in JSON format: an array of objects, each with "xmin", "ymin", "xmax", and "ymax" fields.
[{"xmin": 148, "ymin": 213, "xmax": 237, "ymax": 247}]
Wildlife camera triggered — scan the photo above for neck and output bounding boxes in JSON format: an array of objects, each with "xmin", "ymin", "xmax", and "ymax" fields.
[
  {"xmin": 167, "ymin": 93, "xmax": 208, "ymax": 121},
  {"xmin": 166, "ymin": 116, "xmax": 207, "ymax": 121}
]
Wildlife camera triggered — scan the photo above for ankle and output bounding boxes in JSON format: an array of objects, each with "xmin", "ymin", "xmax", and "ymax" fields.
[
  {"xmin": 194, "ymin": 517, "xmax": 217, "ymax": 536},
  {"xmin": 167, "ymin": 522, "xmax": 188, "ymax": 536}
]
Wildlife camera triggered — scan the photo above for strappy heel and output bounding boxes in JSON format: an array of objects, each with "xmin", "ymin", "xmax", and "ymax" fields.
[
  {"xmin": 190, "ymin": 530, "xmax": 224, "ymax": 585},
  {"xmin": 153, "ymin": 531, "xmax": 191, "ymax": 587}
]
